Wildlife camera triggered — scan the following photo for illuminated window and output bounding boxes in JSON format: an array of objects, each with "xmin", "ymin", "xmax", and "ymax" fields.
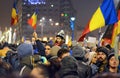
[{"xmin": 25, "ymin": 0, "xmax": 46, "ymax": 5}]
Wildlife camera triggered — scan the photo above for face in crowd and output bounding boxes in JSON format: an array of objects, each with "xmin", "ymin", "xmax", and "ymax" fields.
[
  {"xmin": 56, "ymin": 37, "xmax": 62, "ymax": 44},
  {"xmin": 109, "ymin": 56, "xmax": 119, "ymax": 68},
  {"xmin": 45, "ymin": 45, "xmax": 51, "ymax": 56},
  {"xmin": 97, "ymin": 52, "xmax": 107, "ymax": 62},
  {"xmin": 91, "ymin": 53, "xmax": 98, "ymax": 64}
]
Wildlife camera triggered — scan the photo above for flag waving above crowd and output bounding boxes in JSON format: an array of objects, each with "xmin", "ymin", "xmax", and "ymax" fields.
[
  {"xmin": 11, "ymin": 0, "xmax": 18, "ymax": 26},
  {"xmin": 27, "ymin": 12, "xmax": 37, "ymax": 30},
  {"xmin": 78, "ymin": 0, "xmax": 118, "ymax": 42}
]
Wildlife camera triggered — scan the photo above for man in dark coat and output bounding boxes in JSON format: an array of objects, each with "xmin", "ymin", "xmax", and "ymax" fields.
[
  {"xmin": 72, "ymin": 45, "xmax": 92, "ymax": 78},
  {"xmin": 58, "ymin": 56, "xmax": 79, "ymax": 78},
  {"xmin": 96, "ymin": 47, "xmax": 109, "ymax": 73}
]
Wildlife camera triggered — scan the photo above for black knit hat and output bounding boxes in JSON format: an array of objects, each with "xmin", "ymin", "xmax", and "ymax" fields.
[
  {"xmin": 96, "ymin": 47, "xmax": 109, "ymax": 56},
  {"xmin": 107, "ymin": 53, "xmax": 115, "ymax": 61}
]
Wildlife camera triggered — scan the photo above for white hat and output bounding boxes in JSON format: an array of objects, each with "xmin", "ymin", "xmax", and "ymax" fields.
[{"xmin": 56, "ymin": 30, "xmax": 65, "ymax": 39}]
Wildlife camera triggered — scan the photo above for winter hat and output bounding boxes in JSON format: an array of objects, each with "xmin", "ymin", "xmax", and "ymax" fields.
[
  {"xmin": 17, "ymin": 43, "xmax": 33, "ymax": 58},
  {"xmin": 107, "ymin": 52, "xmax": 115, "ymax": 61},
  {"xmin": 72, "ymin": 45, "xmax": 85, "ymax": 58},
  {"xmin": 50, "ymin": 45, "xmax": 61, "ymax": 56},
  {"xmin": 96, "ymin": 47, "xmax": 109, "ymax": 56},
  {"xmin": 56, "ymin": 30, "xmax": 65, "ymax": 39},
  {"xmin": 59, "ymin": 56, "xmax": 78, "ymax": 78},
  {"xmin": 61, "ymin": 56, "xmax": 77, "ymax": 69}
]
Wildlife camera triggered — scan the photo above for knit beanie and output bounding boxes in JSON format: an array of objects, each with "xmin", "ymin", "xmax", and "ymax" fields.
[
  {"xmin": 72, "ymin": 45, "xmax": 85, "ymax": 58},
  {"xmin": 17, "ymin": 43, "xmax": 33, "ymax": 58},
  {"xmin": 96, "ymin": 47, "xmax": 109, "ymax": 56},
  {"xmin": 107, "ymin": 52, "xmax": 115, "ymax": 61}
]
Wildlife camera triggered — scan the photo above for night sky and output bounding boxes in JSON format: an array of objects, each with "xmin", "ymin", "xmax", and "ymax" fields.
[
  {"xmin": 0, "ymin": 0, "xmax": 102, "ymax": 28},
  {"xmin": 0, "ymin": 0, "xmax": 119, "ymax": 38}
]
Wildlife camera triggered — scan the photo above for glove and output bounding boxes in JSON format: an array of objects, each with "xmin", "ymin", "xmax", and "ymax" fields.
[{"xmin": 41, "ymin": 56, "xmax": 50, "ymax": 65}]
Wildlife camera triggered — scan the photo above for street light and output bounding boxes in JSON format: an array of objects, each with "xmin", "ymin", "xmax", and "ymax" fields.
[
  {"xmin": 70, "ymin": 17, "xmax": 75, "ymax": 41},
  {"xmin": 55, "ymin": 22, "xmax": 59, "ymax": 26},
  {"xmin": 39, "ymin": 17, "xmax": 45, "ymax": 37},
  {"xmin": 70, "ymin": 17, "xmax": 75, "ymax": 21},
  {"xmin": 42, "ymin": 17, "xmax": 45, "ymax": 20}
]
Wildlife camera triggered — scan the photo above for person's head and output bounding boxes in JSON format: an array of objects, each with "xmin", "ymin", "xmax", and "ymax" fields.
[
  {"xmin": 0, "ymin": 61, "xmax": 12, "ymax": 78},
  {"xmin": 50, "ymin": 45, "xmax": 61, "ymax": 56},
  {"xmin": 45, "ymin": 44, "xmax": 52, "ymax": 56},
  {"xmin": 55, "ymin": 30, "xmax": 65, "ymax": 45},
  {"xmin": 17, "ymin": 43, "xmax": 33, "ymax": 59},
  {"xmin": 30, "ymin": 64, "xmax": 50, "ymax": 78},
  {"xmin": 91, "ymin": 52, "xmax": 97, "ymax": 64},
  {"xmin": 96, "ymin": 47, "xmax": 109, "ymax": 62},
  {"xmin": 55, "ymin": 36, "xmax": 63, "ymax": 44},
  {"xmin": 87, "ymin": 52, "xmax": 97, "ymax": 65},
  {"xmin": 72, "ymin": 45, "xmax": 86, "ymax": 60},
  {"xmin": 59, "ymin": 56, "xmax": 79, "ymax": 78},
  {"xmin": 108, "ymin": 53, "xmax": 119, "ymax": 69},
  {"xmin": 57, "ymin": 48, "xmax": 70, "ymax": 61}
]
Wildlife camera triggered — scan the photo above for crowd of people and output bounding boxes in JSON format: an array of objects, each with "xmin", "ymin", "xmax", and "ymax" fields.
[{"xmin": 0, "ymin": 30, "xmax": 120, "ymax": 78}]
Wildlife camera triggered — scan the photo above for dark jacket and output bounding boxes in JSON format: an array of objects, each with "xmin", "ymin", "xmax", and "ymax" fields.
[
  {"xmin": 90, "ymin": 64, "xmax": 98, "ymax": 76},
  {"xmin": 77, "ymin": 59, "xmax": 92, "ymax": 78},
  {"xmin": 35, "ymin": 40, "xmax": 45, "ymax": 56},
  {"xmin": 19, "ymin": 55, "xmax": 42, "ymax": 76},
  {"xmin": 96, "ymin": 60, "xmax": 107, "ymax": 73},
  {"xmin": 58, "ymin": 56, "xmax": 79, "ymax": 78},
  {"xmin": 19, "ymin": 56, "xmax": 33, "ymax": 76}
]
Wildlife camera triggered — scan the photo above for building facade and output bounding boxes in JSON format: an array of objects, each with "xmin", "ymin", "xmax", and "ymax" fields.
[{"xmin": 16, "ymin": 0, "xmax": 75, "ymax": 41}]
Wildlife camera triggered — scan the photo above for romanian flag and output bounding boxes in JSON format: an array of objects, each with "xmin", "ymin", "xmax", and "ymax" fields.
[
  {"xmin": 27, "ymin": 12, "xmax": 37, "ymax": 30},
  {"xmin": 11, "ymin": 0, "xmax": 18, "ymax": 26},
  {"xmin": 111, "ymin": 10, "xmax": 120, "ymax": 48},
  {"xmin": 78, "ymin": 0, "xmax": 118, "ymax": 41}
]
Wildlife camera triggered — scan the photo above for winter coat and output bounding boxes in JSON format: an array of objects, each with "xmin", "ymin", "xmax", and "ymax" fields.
[
  {"xmin": 90, "ymin": 64, "xmax": 98, "ymax": 76},
  {"xmin": 77, "ymin": 60, "xmax": 92, "ymax": 78},
  {"xmin": 19, "ymin": 55, "xmax": 41, "ymax": 76},
  {"xmin": 35, "ymin": 40, "xmax": 45, "ymax": 56},
  {"xmin": 58, "ymin": 56, "xmax": 79, "ymax": 78},
  {"xmin": 96, "ymin": 60, "xmax": 107, "ymax": 73},
  {"xmin": 19, "ymin": 56, "xmax": 33, "ymax": 76}
]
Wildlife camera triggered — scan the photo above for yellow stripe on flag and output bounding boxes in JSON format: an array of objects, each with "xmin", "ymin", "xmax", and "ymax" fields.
[
  {"xmin": 31, "ymin": 13, "xmax": 37, "ymax": 27},
  {"xmin": 12, "ymin": 8, "xmax": 17, "ymax": 18},
  {"xmin": 89, "ymin": 7, "xmax": 105, "ymax": 31}
]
